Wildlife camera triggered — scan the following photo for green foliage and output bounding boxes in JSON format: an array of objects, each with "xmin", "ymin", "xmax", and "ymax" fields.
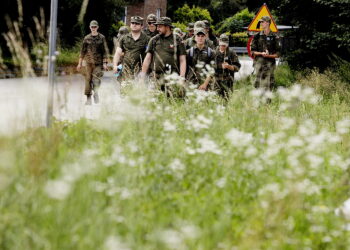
[
  {"xmin": 111, "ymin": 21, "xmax": 126, "ymax": 36},
  {"xmin": 269, "ymin": 0, "xmax": 350, "ymax": 70},
  {"xmin": 231, "ymin": 32, "xmax": 248, "ymax": 46},
  {"xmin": 274, "ymin": 64, "xmax": 296, "ymax": 88},
  {"xmin": 172, "ymin": 22, "xmax": 187, "ymax": 32},
  {"xmin": 216, "ymin": 8, "xmax": 254, "ymax": 34},
  {"xmin": 56, "ymin": 47, "xmax": 80, "ymax": 67},
  {"xmin": 173, "ymin": 4, "xmax": 213, "ymax": 24}
]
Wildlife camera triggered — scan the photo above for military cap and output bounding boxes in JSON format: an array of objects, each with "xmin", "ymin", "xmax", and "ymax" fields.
[
  {"xmin": 194, "ymin": 27, "xmax": 206, "ymax": 36},
  {"xmin": 131, "ymin": 16, "xmax": 143, "ymax": 24},
  {"xmin": 259, "ymin": 16, "xmax": 271, "ymax": 23},
  {"xmin": 147, "ymin": 14, "xmax": 157, "ymax": 22},
  {"xmin": 194, "ymin": 21, "xmax": 206, "ymax": 29},
  {"xmin": 117, "ymin": 26, "xmax": 129, "ymax": 38},
  {"xmin": 155, "ymin": 17, "xmax": 173, "ymax": 27},
  {"xmin": 202, "ymin": 20, "xmax": 210, "ymax": 29},
  {"xmin": 90, "ymin": 20, "xmax": 99, "ymax": 27},
  {"xmin": 186, "ymin": 23, "xmax": 194, "ymax": 31},
  {"xmin": 219, "ymin": 34, "xmax": 229, "ymax": 46}
]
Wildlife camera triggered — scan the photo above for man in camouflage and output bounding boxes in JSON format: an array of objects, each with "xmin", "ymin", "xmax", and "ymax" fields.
[
  {"xmin": 183, "ymin": 22, "xmax": 194, "ymax": 40},
  {"xmin": 186, "ymin": 28, "xmax": 216, "ymax": 90},
  {"xmin": 141, "ymin": 17, "xmax": 187, "ymax": 97},
  {"xmin": 203, "ymin": 20, "xmax": 218, "ymax": 47},
  {"xmin": 144, "ymin": 14, "xmax": 158, "ymax": 38},
  {"xmin": 214, "ymin": 34, "xmax": 241, "ymax": 98},
  {"xmin": 251, "ymin": 16, "xmax": 280, "ymax": 90},
  {"xmin": 113, "ymin": 16, "xmax": 150, "ymax": 79},
  {"xmin": 141, "ymin": 17, "xmax": 186, "ymax": 77},
  {"xmin": 77, "ymin": 20, "xmax": 108, "ymax": 105},
  {"xmin": 184, "ymin": 21, "xmax": 215, "ymax": 50}
]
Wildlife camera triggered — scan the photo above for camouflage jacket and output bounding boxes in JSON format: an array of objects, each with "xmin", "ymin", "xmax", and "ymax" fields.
[
  {"xmin": 80, "ymin": 33, "xmax": 108, "ymax": 65},
  {"xmin": 215, "ymin": 47, "xmax": 241, "ymax": 78},
  {"xmin": 251, "ymin": 31, "xmax": 280, "ymax": 61}
]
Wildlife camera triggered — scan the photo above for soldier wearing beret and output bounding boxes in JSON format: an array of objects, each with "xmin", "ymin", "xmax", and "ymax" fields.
[
  {"xmin": 251, "ymin": 16, "xmax": 280, "ymax": 90},
  {"xmin": 113, "ymin": 16, "xmax": 150, "ymax": 79},
  {"xmin": 186, "ymin": 28, "xmax": 216, "ymax": 90},
  {"xmin": 77, "ymin": 20, "xmax": 108, "ymax": 105},
  {"xmin": 214, "ymin": 34, "xmax": 241, "ymax": 98},
  {"xmin": 144, "ymin": 14, "xmax": 158, "ymax": 38}
]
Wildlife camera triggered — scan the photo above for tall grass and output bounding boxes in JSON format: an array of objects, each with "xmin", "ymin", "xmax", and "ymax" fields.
[{"xmin": 1, "ymin": 70, "xmax": 350, "ymax": 249}]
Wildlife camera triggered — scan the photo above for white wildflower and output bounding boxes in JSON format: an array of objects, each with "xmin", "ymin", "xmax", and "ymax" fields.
[
  {"xmin": 280, "ymin": 117, "xmax": 295, "ymax": 130},
  {"xmin": 169, "ymin": 159, "xmax": 185, "ymax": 171},
  {"xmin": 159, "ymin": 229, "xmax": 184, "ymax": 249},
  {"xmin": 197, "ymin": 135, "xmax": 222, "ymax": 155},
  {"xmin": 306, "ymin": 154, "xmax": 324, "ymax": 169},
  {"xmin": 44, "ymin": 179, "xmax": 71, "ymax": 200},
  {"xmin": 104, "ymin": 235, "xmax": 130, "ymax": 250},
  {"xmin": 163, "ymin": 120, "xmax": 177, "ymax": 132},
  {"xmin": 226, "ymin": 128, "xmax": 253, "ymax": 147},
  {"xmin": 215, "ymin": 177, "xmax": 226, "ymax": 188},
  {"xmin": 335, "ymin": 198, "xmax": 350, "ymax": 220},
  {"xmin": 180, "ymin": 224, "xmax": 200, "ymax": 239},
  {"xmin": 336, "ymin": 118, "xmax": 350, "ymax": 134}
]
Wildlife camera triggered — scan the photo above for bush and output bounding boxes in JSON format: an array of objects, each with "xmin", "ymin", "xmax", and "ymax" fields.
[
  {"xmin": 56, "ymin": 47, "xmax": 80, "ymax": 67},
  {"xmin": 274, "ymin": 64, "xmax": 296, "ymax": 88},
  {"xmin": 216, "ymin": 8, "xmax": 254, "ymax": 34},
  {"xmin": 173, "ymin": 4, "xmax": 212, "ymax": 24}
]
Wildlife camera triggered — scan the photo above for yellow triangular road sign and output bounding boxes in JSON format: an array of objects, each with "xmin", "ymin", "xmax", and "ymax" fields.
[{"xmin": 247, "ymin": 4, "xmax": 278, "ymax": 32}]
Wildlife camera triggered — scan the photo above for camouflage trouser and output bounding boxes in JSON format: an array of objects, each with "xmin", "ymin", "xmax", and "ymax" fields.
[
  {"xmin": 83, "ymin": 64, "xmax": 103, "ymax": 96},
  {"xmin": 213, "ymin": 76, "xmax": 234, "ymax": 99},
  {"xmin": 253, "ymin": 57, "xmax": 276, "ymax": 90}
]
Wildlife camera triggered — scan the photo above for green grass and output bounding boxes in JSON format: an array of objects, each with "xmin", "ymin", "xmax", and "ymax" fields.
[{"xmin": 1, "ymin": 70, "xmax": 350, "ymax": 249}]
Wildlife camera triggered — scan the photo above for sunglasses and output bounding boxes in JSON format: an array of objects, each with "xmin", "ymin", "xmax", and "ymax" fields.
[
  {"xmin": 148, "ymin": 22, "xmax": 156, "ymax": 25},
  {"xmin": 131, "ymin": 22, "xmax": 141, "ymax": 25},
  {"xmin": 90, "ymin": 26, "xmax": 97, "ymax": 28}
]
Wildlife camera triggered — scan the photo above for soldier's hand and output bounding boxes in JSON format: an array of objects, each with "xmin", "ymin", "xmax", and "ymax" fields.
[
  {"xmin": 222, "ymin": 63, "xmax": 229, "ymax": 69},
  {"xmin": 103, "ymin": 63, "xmax": 108, "ymax": 71},
  {"xmin": 113, "ymin": 65, "xmax": 119, "ymax": 74},
  {"xmin": 198, "ymin": 83, "xmax": 208, "ymax": 91},
  {"xmin": 76, "ymin": 64, "xmax": 81, "ymax": 71}
]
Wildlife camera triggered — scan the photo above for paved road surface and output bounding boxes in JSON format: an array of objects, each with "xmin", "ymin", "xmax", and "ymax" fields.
[{"xmin": 0, "ymin": 57, "xmax": 254, "ymax": 135}]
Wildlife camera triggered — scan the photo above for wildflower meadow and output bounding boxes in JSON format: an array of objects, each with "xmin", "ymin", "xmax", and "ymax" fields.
[{"xmin": 1, "ymin": 70, "xmax": 350, "ymax": 249}]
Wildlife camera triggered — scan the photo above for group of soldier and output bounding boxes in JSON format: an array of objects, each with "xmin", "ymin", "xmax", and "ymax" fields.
[{"xmin": 77, "ymin": 14, "xmax": 280, "ymax": 105}]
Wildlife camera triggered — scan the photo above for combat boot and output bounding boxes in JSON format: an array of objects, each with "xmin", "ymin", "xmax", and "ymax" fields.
[{"xmin": 85, "ymin": 95, "xmax": 92, "ymax": 105}]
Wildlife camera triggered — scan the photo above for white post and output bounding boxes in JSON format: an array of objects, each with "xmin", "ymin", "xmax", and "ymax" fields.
[{"xmin": 46, "ymin": 0, "xmax": 58, "ymax": 127}]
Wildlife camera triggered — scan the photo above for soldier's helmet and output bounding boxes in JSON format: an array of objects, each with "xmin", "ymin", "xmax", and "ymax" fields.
[
  {"xmin": 147, "ymin": 14, "xmax": 157, "ymax": 23},
  {"xmin": 155, "ymin": 17, "xmax": 174, "ymax": 28},
  {"xmin": 186, "ymin": 23, "xmax": 194, "ymax": 31},
  {"xmin": 90, "ymin": 20, "xmax": 99, "ymax": 27},
  {"xmin": 130, "ymin": 16, "xmax": 144, "ymax": 25},
  {"xmin": 219, "ymin": 34, "xmax": 229, "ymax": 46},
  {"xmin": 117, "ymin": 26, "xmax": 129, "ymax": 38},
  {"xmin": 194, "ymin": 21, "xmax": 206, "ymax": 29}
]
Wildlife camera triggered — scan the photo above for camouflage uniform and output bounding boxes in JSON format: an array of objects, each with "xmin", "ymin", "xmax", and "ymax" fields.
[
  {"xmin": 185, "ymin": 21, "xmax": 215, "ymax": 50},
  {"xmin": 182, "ymin": 23, "xmax": 194, "ymax": 40},
  {"xmin": 186, "ymin": 29, "xmax": 216, "ymax": 86},
  {"xmin": 214, "ymin": 34, "xmax": 241, "ymax": 98},
  {"xmin": 251, "ymin": 17, "xmax": 280, "ymax": 90},
  {"xmin": 79, "ymin": 24, "xmax": 108, "ymax": 96},
  {"xmin": 118, "ymin": 31, "xmax": 150, "ymax": 78},
  {"xmin": 144, "ymin": 14, "xmax": 158, "ymax": 38},
  {"xmin": 203, "ymin": 20, "xmax": 219, "ymax": 47},
  {"xmin": 146, "ymin": 32, "xmax": 186, "ymax": 76}
]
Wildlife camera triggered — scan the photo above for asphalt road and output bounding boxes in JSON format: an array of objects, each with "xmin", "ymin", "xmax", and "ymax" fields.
[{"xmin": 0, "ymin": 57, "xmax": 254, "ymax": 135}]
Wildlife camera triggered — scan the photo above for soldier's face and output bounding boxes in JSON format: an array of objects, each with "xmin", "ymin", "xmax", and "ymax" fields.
[
  {"xmin": 130, "ymin": 22, "xmax": 142, "ymax": 32},
  {"xmin": 148, "ymin": 22, "xmax": 156, "ymax": 31},
  {"xmin": 157, "ymin": 25, "xmax": 167, "ymax": 34},
  {"xmin": 90, "ymin": 26, "xmax": 98, "ymax": 33},
  {"xmin": 195, "ymin": 34, "xmax": 206, "ymax": 45},
  {"xmin": 261, "ymin": 21, "xmax": 270, "ymax": 29}
]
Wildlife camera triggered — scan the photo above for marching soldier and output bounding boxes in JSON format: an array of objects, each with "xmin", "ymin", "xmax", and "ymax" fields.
[
  {"xmin": 251, "ymin": 16, "xmax": 280, "ymax": 90},
  {"xmin": 77, "ymin": 20, "xmax": 108, "ymax": 105},
  {"xmin": 144, "ymin": 14, "xmax": 158, "ymax": 38},
  {"xmin": 203, "ymin": 20, "xmax": 219, "ymax": 47},
  {"xmin": 183, "ymin": 22, "xmax": 194, "ymax": 40},
  {"xmin": 113, "ymin": 16, "xmax": 150, "ymax": 79},
  {"xmin": 214, "ymin": 34, "xmax": 241, "ymax": 98},
  {"xmin": 184, "ymin": 21, "xmax": 215, "ymax": 50},
  {"xmin": 186, "ymin": 28, "xmax": 216, "ymax": 90},
  {"xmin": 141, "ymin": 17, "xmax": 186, "ymax": 78}
]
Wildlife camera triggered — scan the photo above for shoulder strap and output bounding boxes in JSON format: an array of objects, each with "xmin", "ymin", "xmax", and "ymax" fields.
[
  {"xmin": 207, "ymin": 47, "xmax": 212, "ymax": 57},
  {"xmin": 190, "ymin": 47, "xmax": 194, "ymax": 58}
]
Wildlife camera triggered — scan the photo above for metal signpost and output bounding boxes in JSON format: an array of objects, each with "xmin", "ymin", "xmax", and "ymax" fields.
[{"xmin": 46, "ymin": 0, "xmax": 58, "ymax": 127}]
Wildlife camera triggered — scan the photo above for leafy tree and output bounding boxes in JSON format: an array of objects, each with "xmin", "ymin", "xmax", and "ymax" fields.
[
  {"xmin": 173, "ymin": 4, "xmax": 213, "ymax": 24},
  {"xmin": 216, "ymin": 8, "xmax": 254, "ymax": 33}
]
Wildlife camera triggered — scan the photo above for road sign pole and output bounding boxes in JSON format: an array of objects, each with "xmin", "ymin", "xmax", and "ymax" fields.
[{"xmin": 46, "ymin": 0, "xmax": 58, "ymax": 127}]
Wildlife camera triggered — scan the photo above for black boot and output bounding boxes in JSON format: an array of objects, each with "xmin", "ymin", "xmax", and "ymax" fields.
[{"xmin": 85, "ymin": 95, "xmax": 92, "ymax": 105}]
